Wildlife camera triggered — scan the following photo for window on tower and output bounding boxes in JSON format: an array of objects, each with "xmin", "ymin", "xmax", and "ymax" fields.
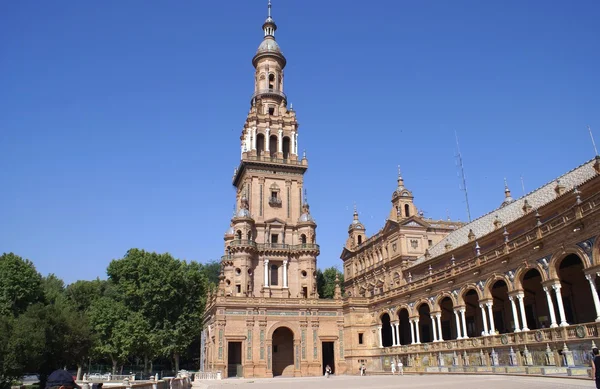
[
  {"xmin": 271, "ymin": 234, "xmax": 278, "ymax": 244},
  {"xmin": 256, "ymin": 133, "xmax": 265, "ymax": 156},
  {"xmin": 357, "ymin": 235, "xmax": 362, "ymax": 245},
  {"xmin": 269, "ymin": 74, "xmax": 275, "ymax": 90},
  {"xmin": 270, "ymin": 264, "xmax": 278, "ymax": 285},
  {"xmin": 405, "ymin": 204, "xmax": 410, "ymax": 217},
  {"xmin": 282, "ymin": 136, "xmax": 290, "ymax": 159},
  {"xmin": 268, "ymin": 107, "xmax": 275, "ymax": 115}
]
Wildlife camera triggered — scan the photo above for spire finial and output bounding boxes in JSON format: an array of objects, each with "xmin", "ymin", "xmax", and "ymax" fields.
[
  {"xmin": 588, "ymin": 125, "xmax": 598, "ymax": 156},
  {"xmin": 268, "ymin": 0, "xmax": 272, "ymax": 18},
  {"xmin": 303, "ymin": 188, "xmax": 308, "ymax": 205}
]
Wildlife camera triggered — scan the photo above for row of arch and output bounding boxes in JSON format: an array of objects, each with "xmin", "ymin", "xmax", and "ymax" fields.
[
  {"xmin": 377, "ymin": 251, "xmax": 600, "ymax": 346},
  {"xmin": 256, "ymin": 133, "xmax": 291, "ymax": 159}
]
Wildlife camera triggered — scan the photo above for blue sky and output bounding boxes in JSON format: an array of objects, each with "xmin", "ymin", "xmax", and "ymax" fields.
[{"xmin": 1, "ymin": 1, "xmax": 599, "ymax": 284}]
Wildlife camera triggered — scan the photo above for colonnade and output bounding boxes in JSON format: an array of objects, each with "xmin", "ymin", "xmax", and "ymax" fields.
[{"xmin": 262, "ymin": 258, "xmax": 289, "ymax": 288}]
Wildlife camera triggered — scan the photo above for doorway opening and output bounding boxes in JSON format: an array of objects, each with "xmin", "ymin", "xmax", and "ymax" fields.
[
  {"xmin": 272, "ymin": 327, "xmax": 294, "ymax": 376},
  {"xmin": 227, "ymin": 342, "xmax": 242, "ymax": 378},
  {"xmin": 322, "ymin": 341, "xmax": 335, "ymax": 375}
]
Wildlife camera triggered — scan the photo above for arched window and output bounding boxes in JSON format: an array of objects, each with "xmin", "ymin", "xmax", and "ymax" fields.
[
  {"xmin": 282, "ymin": 136, "xmax": 290, "ymax": 159},
  {"xmin": 269, "ymin": 135, "xmax": 278, "ymax": 158},
  {"xmin": 405, "ymin": 204, "xmax": 410, "ymax": 217},
  {"xmin": 358, "ymin": 235, "xmax": 362, "ymax": 245},
  {"xmin": 301, "ymin": 234, "xmax": 307, "ymax": 244},
  {"xmin": 236, "ymin": 230, "xmax": 242, "ymax": 240},
  {"xmin": 256, "ymin": 133, "xmax": 265, "ymax": 156},
  {"xmin": 269, "ymin": 74, "xmax": 275, "ymax": 90},
  {"xmin": 247, "ymin": 231, "xmax": 252, "ymax": 240}
]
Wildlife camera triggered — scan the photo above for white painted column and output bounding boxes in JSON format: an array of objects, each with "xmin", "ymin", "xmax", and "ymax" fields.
[
  {"xmin": 509, "ymin": 296, "xmax": 521, "ymax": 332},
  {"xmin": 479, "ymin": 304, "xmax": 489, "ymax": 336},
  {"xmin": 278, "ymin": 129, "xmax": 283, "ymax": 153},
  {"xmin": 409, "ymin": 319, "xmax": 416, "ymax": 344},
  {"xmin": 395, "ymin": 323, "xmax": 401, "ymax": 345},
  {"xmin": 454, "ymin": 309, "xmax": 463, "ymax": 339},
  {"xmin": 295, "ymin": 133, "xmax": 298, "ymax": 155},
  {"xmin": 552, "ymin": 283, "xmax": 569, "ymax": 327},
  {"xmin": 378, "ymin": 326, "xmax": 383, "ymax": 348},
  {"xmin": 517, "ymin": 293, "xmax": 529, "ymax": 331},
  {"xmin": 460, "ymin": 309, "xmax": 469, "ymax": 339},
  {"xmin": 282, "ymin": 259, "xmax": 288, "ymax": 288},
  {"xmin": 543, "ymin": 286, "xmax": 559, "ymax": 328},
  {"xmin": 252, "ymin": 127, "xmax": 257, "ymax": 150},
  {"xmin": 263, "ymin": 258, "xmax": 269, "ymax": 287},
  {"xmin": 430, "ymin": 315, "xmax": 438, "ymax": 342},
  {"xmin": 291, "ymin": 131, "xmax": 296, "ymax": 156},
  {"xmin": 391, "ymin": 323, "xmax": 397, "ymax": 346},
  {"xmin": 414, "ymin": 318, "xmax": 421, "ymax": 344},
  {"xmin": 486, "ymin": 302, "xmax": 496, "ymax": 335},
  {"xmin": 585, "ymin": 274, "xmax": 600, "ymax": 322},
  {"xmin": 265, "ymin": 128, "xmax": 270, "ymax": 151},
  {"xmin": 436, "ymin": 314, "xmax": 443, "ymax": 342}
]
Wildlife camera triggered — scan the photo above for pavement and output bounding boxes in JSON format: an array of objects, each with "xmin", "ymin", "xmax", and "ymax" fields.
[{"xmin": 193, "ymin": 374, "xmax": 596, "ymax": 389}]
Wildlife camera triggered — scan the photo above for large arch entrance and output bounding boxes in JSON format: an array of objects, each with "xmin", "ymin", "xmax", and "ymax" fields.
[
  {"xmin": 272, "ymin": 327, "xmax": 294, "ymax": 376},
  {"xmin": 380, "ymin": 313, "xmax": 393, "ymax": 347},
  {"xmin": 397, "ymin": 308, "xmax": 411, "ymax": 345},
  {"xmin": 439, "ymin": 297, "xmax": 455, "ymax": 340},
  {"xmin": 463, "ymin": 289, "xmax": 483, "ymax": 337},
  {"xmin": 558, "ymin": 254, "xmax": 595, "ymax": 324},
  {"xmin": 490, "ymin": 280, "xmax": 510, "ymax": 333},
  {"xmin": 417, "ymin": 304, "xmax": 433, "ymax": 343},
  {"xmin": 521, "ymin": 268, "xmax": 550, "ymax": 329}
]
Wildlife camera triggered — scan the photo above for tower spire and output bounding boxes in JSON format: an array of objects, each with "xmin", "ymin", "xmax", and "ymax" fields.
[
  {"xmin": 268, "ymin": 0, "xmax": 272, "ymax": 18},
  {"xmin": 397, "ymin": 165, "xmax": 404, "ymax": 189}
]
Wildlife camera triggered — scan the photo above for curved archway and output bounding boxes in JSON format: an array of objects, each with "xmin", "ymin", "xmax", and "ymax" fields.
[
  {"xmin": 380, "ymin": 313, "xmax": 393, "ymax": 347},
  {"xmin": 521, "ymin": 268, "xmax": 551, "ymax": 329},
  {"xmin": 490, "ymin": 280, "xmax": 510, "ymax": 333},
  {"xmin": 462, "ymin": 289, "xmax": 483, "ymax": 337},
  {"xmin": 272, "ymin": 327, "xmax": 294, "ymax": 376},
  {"xmin": 558, "ymin": 254, "xmax": 596, "ymax": 324},
  {"xmin": 256, "ymin": 133, "xmax": 265, "ymax": 156},
  {"xmin": 282, "ymin": 136, "xmax": 290, "ymax": 159},
  {"xmin": 417, "ymin": 303, "xmax": 433, "ymax": 343},
  {"xmin": 269, "ymin": 135, "xmax": 278, "ymax": 158},
  {"xmin": 397, "ymin": 308, "xmax": 411, "ymax": 345},
  {"xmin": 439, "ymin": 296, "xmax": 456, "ymax": 339}
]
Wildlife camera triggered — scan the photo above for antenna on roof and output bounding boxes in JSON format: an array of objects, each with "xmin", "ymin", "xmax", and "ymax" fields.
[
  {"xmin": 455, "ymin": 131, "xmax": 472, "ymax": 223},
  {"xmin": 588, "ymin": 125, "xmax": 598, "ymax": 156},
  {"xmin": 520, "ymin": 175, "xmax": 526, "ymax": 195}
]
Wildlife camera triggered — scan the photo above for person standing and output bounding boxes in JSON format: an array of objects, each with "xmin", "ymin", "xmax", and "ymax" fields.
[
  {"xmin": 592, "ymin": 348, "xmax": 600, "ymax": 389},
  {"xmin": 398, "ymin": 358, "xmax": 404, "ymax": 376},
  {"xmin": 390, "ymin": 359, "xmax": 396, "ymax": 375}
]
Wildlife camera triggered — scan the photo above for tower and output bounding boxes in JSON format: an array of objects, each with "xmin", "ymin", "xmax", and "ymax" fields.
[
  {"xmin": 223, "ymin": 1, "xmax": 319, "ymax": 299},
  {"xmin": 389, "ymin": 166, "xmax": 417, "ymax": 221}
]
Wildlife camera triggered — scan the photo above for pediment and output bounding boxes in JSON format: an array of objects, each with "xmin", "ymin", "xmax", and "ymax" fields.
[
  {"xmin": 400, "ymin": 216, "xmax": 430, "ymax": 229},
  {"xmin": 264, "ymin": 217, "xmax": 286, "ymax": 226},
  {"xmin": 381, "ymin": 220, "xmax": 399, "ymax": 235},
  {"xmin": 340, "ymin": 248, "xmax": 354, "ymax": 261}
]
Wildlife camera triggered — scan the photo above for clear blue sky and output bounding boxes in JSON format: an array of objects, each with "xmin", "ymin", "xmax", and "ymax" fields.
[{"xmin": 1, "ymin": 1, "xmax": 599, "ymax": 284}]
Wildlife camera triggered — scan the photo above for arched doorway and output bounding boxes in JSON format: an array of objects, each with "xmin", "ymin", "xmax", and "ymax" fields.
[
  {"xmin": 439, "ymin": 297, "xmax": 455, "ymax": 340},
  {"xmin": 282, "ymin": 137, "xmax": 290, "ymax": 159},
  {"xmin": 256, "ymin": 133, "xmax": 265, "ymax": 156},
  {"xmin": 558, "ymin": 254, "xmax": 595, "ymax": 324},
  {"xmin": 463, "ymin": 289, "xmax": 483, "ymax": 337},
  {"xmin": 269, "ymin": 135, "xmax": 278, "ymax": 158},
  {"xmin": 380, "ymin": 313, "xmax": 393, "ymax": 347},
  {"xmin": 521, "ymin": 268, "xmax": 550, "ymax": 329},
  {"xmin": 490, "ymin": 280, "xmax": 510, "ymax": 333},
  {"xmin": 397, "ymin": 308, "xmax": 411, "ymax": 345},
  {"xmin": 272, "ymin": 327, "xmax": 294, "ymax": 376},
  {"xmin": 417, "ymin": 304, "xmax": 433, "ymax": 342}
]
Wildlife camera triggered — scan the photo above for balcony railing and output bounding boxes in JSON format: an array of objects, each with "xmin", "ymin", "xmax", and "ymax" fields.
[
  {"xmin": 229, "ymin": 240, "xmax": 257, "ymax": 248},
  {"xmin": 269, "ymin": 197, "xmax": 282, "ymax": 207},
  {"xmin": 251, "ymin": 88, "xmax": 287, "ymax": 101},
  {"xmin": 244, "ymin": 155, "xmax": 304, "ymax": 166},
  {"xmin": 223, "ymin": 241, "xmax": 320, "ymax": 252}
]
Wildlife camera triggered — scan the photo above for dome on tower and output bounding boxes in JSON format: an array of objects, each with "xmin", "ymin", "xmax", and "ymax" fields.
[
  {"xmin": 348, "ymin": 207, "xmax": 365, "ymax": 231},
  {"xmin": 256, "ymin": 38, "xmax": 282, "ymax": 55},
  {"xmin": 225, "ymin": 226, "xmax": 235, "ymax": 236}
]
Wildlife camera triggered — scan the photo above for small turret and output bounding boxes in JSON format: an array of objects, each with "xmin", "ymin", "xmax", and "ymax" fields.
[
  {"xmin": 390, "ymin": 166, "xmax": 417, "ymax": 220},
  {"xmin": 347, "ymin": 205, "xmax": 366, "ymax": 249},
  {"xmin": 500, "ymin": 178, "xmax": 514, "ymax": 207}
]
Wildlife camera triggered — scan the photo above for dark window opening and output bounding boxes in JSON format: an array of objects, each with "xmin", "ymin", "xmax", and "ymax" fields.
[
  {"xmin": 428, "ymin": 240, "xmax": 433, "ymax": 247},
  {"xmin": 273, "ymin": 345, "xmax": 278, "ymax": 353},
  {"xmin": 282, "ymin": 137, "xmax": 290, "ymax": 159},
  {"xmin": 301, "ymin": 234, "xmax": 307, "ymax": 244},
  {"xmin": 405, "ymin": 204, "xmax": 410, "ymax": 217},
  {"xmin": 268, "ymin": 107, "xmax": 275, "ymax": 115},
  {"xmin": 269, "ymin": 74, "xmax": 275, "ymax": 89},
  {"xmin": 302, "ymin": 286, "xmax": 308, "ymax": 297},
  {"xmin": 236, "ymin": 230, "xmax": 242, "ymax": 239},
  {"xmin": 271, "ymin": 234, "xmax": 278, "ymax": 243},
  {"xmin": 271, "ymin": 191, "xmax": 278, "ymax": 199},
  {"xmin": 236, "ymin": 285, "xmax": 241, "ymax": 294},
  {"xmin": 358, "ymin": 333, "xmax": 364, "ymax": 344},
  {"xmin": 271, "ymin": 264, "xmax": 278, "ymax": 285},
  {"xmin": 256, "ymin": 133, "xmax": 265, "ymax": 156},
  {"xmin": 358, "ymin": 235, "xmax": 362, "ymax": 245},
  {"xmin": 269, "ymin": 135, "xmax": 278, "ymax": 157}
]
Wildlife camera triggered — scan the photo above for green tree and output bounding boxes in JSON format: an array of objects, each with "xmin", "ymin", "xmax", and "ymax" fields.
[
  {"xmin": 0, "ymin": 253, "xmax": 43, "ymax": 317},
  {"xmin": 0, "ymin": 315, "xmax": 14, "ymax": 389},
  {"xmin": 65, "ymin": 278, "xmax": 109, "ymax": 312},
  {"xmin": 317, "ymin": 267, "xmax": 344, "ymax": 299},
  {"xmin": 202, "ymin": 260, "xmax": 221, "ymax": 287}
]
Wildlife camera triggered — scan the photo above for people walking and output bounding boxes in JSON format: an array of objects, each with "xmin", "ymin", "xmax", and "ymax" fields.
[{"xmin": 391, "ymin": 359, "xmax": 396, "ymax": 375}]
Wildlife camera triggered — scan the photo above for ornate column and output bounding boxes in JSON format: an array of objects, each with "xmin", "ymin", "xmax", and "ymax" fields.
[
  {"xmin": 516, "ymin": 293, "xmax": 529, "ymax": 331},
  {"xmin": 414, "ymin": 318, "xmax": 421, "ymax": 344},
  {"xmin": 552, "ymin": 283, "xmax": 569, "ymax": 326},
  {"xmin": 585, "ymin": 274, "xmax": 600, "ymax": 322},
  {"xmin": 436, "ymin": 314, "xmax": 443, "ymax": 342},
  {"xmin": 508, "ymin": 295, "xmax": 521, "ymax": 332},
  {"xmin": 263, "ymin": 258, "xmax": 269, "ymax": 288},
  {"xmin": 265, "ymin": 128, "xmax": 270, "ymax": 151},
  {"xmin": 391, "ymin": 322, "xmax": 397, "ymax": 346},
  {"xmin": 278, "ymin": 129, "xmax": 283, "ymax": 153},
  {"xmin": 295, "ymin": 133, "xmax": 299, "ymax": 155},
  {"xmin": 454, "ymin": 309, "xmax": 463, "ymax": 339},
  {"xmin": 479, "ymin": 304, "xmax": 489, "ymax": 336},
  {"xmin": 377, "ymin": 326, "xmax": 383, "ymax": 348},
  {"xmin": 409, "ymin": 319, "xmax": 415, "ymax": 345},
  {"xmin": 432, "ymin": 315, "xmax": 439, "ymax": 342},
  {"xmin": 282, "ymin": 259, "xmax": 288, "ymax": 288},
  {"xmin": 486, "ymin": 302, "xmax": 496, "ymax": 335},
  {"xmin": 543, "ymin": 286, "xmax": 559, "ymax": 328},
  {"xmin": 291, "ymin": 131, "xmax": 296, "ymax": 156},
  {"xmin": 460, "ymin": 308, "xmax": 469, "ymax": 339},
  {"xmin": 395, "ymin": 323, "xmax": 401, "ymax": 345},
  {"xmin": 252, "ymin": 127, "xmax": 257, "ymax": 150}
]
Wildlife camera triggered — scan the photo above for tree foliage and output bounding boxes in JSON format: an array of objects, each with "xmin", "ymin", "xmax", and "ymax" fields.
[
  {"xmin": 317, "ymin": 267, "xmax": 344, "ymax": 299},
  {"xmin": 0, "ymin": 253, "xmax": 43, "ymax": 317}
]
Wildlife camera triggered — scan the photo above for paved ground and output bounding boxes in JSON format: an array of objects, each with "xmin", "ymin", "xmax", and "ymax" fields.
[{"xmin": 194, "ymin": 374, "xmax": 596, "ymax": 389}]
